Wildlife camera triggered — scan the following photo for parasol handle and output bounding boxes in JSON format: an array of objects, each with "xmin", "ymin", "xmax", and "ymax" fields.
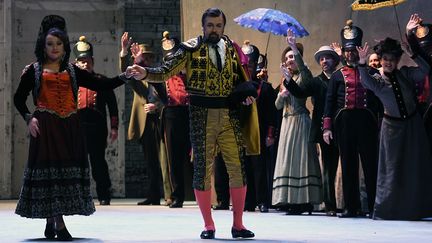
[
  {"xmin": 393, "ymin": 1, "xmax": 403, "ymax": 41},
  {"xmin": 263, "ymin": 2, "xmax": 278, "ymax": 68},
  {"xmin": 264, "ymin": 33, "xmax": 271, "ymax": 68}
]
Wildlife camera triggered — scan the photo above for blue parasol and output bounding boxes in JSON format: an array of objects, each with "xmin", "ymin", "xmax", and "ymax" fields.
[{"xmin": 234, "ymin": 8, "xmax": 309, "ymax": 38}]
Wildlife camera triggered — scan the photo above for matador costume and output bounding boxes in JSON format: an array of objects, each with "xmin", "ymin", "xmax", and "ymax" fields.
[{"xmin": 136, "ymin": 34, "xmax": 260, "ymax": 232}]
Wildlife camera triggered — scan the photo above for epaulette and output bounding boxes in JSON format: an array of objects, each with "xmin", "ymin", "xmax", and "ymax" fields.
[
  {"xmin": 180, "ymin": 36, "xmax": 203, "ymax": 51},
  {"xmin": 21, "ymin": 62, "xmax": 35, "ymax": 76}
]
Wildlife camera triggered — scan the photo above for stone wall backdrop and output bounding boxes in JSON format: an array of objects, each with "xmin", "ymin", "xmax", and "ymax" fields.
[
  {"xmin": 123, "ymin": 0, "xmax": 181, "ymax": 197},
  {"xmin": 0, "ymin": 0, "xmax": 13, "ymax": 199}
]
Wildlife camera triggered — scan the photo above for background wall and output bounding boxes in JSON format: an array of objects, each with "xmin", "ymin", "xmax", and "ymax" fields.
[
  {"xmin": 181, "ymin": 0, "xmax": 431, "ymax": 86},
  {"xmin": 0, "ymin": 0, "xmax": 14, "ymax": 199}
]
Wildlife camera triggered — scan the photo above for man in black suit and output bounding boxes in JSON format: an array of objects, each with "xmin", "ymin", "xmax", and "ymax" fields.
[{"xmin": 242, "ymin": 41, "xmax": 277, "ymax": 213}]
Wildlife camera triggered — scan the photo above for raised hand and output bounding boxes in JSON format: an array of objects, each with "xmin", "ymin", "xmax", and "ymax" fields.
[
  {"xmin": 330, "ymin": 42, "xmax": 342, "ymax": 57},
  {"xmin": 286, "ymin": 29, "xmax": 299, "ymax": 54},
  {"xmin": 406, "ymin": 14, "xmax": 422, "ymax": 34},
  {"xmin": 121, "ymin": 32, "xmax": 133, "ymax": 54},
  {"xmin": 130, "ymin": 43, "xmax": 142, "ymax": 59},
  {"xmin": 356, "ymin": 42, "xmax": 369, "ymax": 65}
]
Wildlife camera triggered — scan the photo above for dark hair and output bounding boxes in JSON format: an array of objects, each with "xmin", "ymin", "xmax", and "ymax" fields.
[
  {"xmin": 35, "ymin": 27, "xmax": 71, "ymax": 71},
  {"xmin": 201, "ymin": 8, "xmax": 226, "ymax": 27},
  {"xmin": 373, "ymin": 37, "xmax": 403, "ymax": 59},
  {"xmin": 281, "ymin": 43, "xmax": 304, "ymax": 62},
  {"xmin": 39, "ymin": 15, "xmax": 66, "ymax": 35}
]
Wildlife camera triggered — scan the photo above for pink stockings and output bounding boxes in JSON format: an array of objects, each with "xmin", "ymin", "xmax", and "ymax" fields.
[{"xmin": 194, "ymin": 186, "xmax": 247, "ymax": 231}]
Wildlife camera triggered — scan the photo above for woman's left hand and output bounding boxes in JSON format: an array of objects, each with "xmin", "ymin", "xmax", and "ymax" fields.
[{"xmin": 280, "ymin": 63, "xmax": 292, "ymax": 81}]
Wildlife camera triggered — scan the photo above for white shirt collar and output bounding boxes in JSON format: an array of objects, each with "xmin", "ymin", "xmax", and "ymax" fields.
[{"xmin": 209, "ymin": 39, "xmax": 226, "ymax": 69}]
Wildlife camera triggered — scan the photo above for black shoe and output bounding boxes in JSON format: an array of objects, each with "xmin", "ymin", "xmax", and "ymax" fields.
[
  {"xmin": 44, "ymin": 222, "xmax": 55, "ymax": 239},
  {"xmin": 258, "ymin": 204, "xmax": 269, "ymax": 213},
  {"xmin": 286, "ymin": 208, "xmax": 303, "ymax": 215},
  {"xmin": 212, "ymin": 202, "xmax": 229, "ymax": 210},
  {"xmin": 137, "ymin": 198, "xmax": 160, "ymax": 205},
  {"xmin": 338, "ymin": 210, "xmax": 358, "ymax": 218},
  {"xmin": 244, "ymin": 205, "xmax": 256, "ymax": 212},
  {"xmin": 231, "ymin": 228, "xmax": 255, "ymax": 238},
  {"xmin": 325, "ymin": 210, "xmax": 337, "ymax": 217},
  {"xmin": 286, "ymin": 204, "xmax": 313, "ymax": 215},
  {"xmin": 169, "ymin": 200, "xmax": 183, "ymax": 208},
  {"xmin": 99, "ymin": 199, "xmax": 110, "ymax": 205},
  {"xmin": 55, "ymin": 227, "xmax": 72, "ymax": 241},
  {"xmin": 200, "ymin": 229, "xmax": 215, "ymax": 239}
]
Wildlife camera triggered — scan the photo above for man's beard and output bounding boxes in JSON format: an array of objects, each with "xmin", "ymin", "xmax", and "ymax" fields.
[{"xmin": 205, "ymin": 33, "xmax": 221, "ymax": 44}]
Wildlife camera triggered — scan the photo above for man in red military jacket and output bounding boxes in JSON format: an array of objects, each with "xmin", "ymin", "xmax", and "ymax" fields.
[
  {"xmin": 323, "ymin": 20, "xmax": 381, "ymax": 218},
  {"xmin": 74, "ymin": 36, "xmax": 119, "ymax": 206}
]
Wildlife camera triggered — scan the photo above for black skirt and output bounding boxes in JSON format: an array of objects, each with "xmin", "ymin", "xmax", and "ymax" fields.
[
  {"xmin": 15, "ymin": 110, "xmax": 95, "ymax": 218},
  {"xmin": 374, "ymin": 113, "xmax": 432, "ymax": 220}
]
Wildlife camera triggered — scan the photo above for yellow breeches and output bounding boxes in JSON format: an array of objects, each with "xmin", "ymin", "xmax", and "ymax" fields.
[{"xmin": 191, "ymin": 107, "xmax": 246, "ymax": 191}]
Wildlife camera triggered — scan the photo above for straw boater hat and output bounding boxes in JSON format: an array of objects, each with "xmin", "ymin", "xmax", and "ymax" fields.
[{"xmin": 314, "ymin": 45, "xmax": 340, "ymax": 65}]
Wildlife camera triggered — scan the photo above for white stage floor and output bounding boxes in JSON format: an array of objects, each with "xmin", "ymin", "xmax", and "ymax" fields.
[{"xmin": 1, "ymin": 199, "xmax": 431, "ymax": 242}]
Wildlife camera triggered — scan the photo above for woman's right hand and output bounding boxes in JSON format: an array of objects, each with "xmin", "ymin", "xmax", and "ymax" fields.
[
  {"xmin": 28, "ymin": 117, "xmax": 40, "ymax": 138},
  {"xmin": 286, "ymin": 29, "xmax": 298, "ymax": 54},
  {"xmin": 406, "ymin": 14, "xmax": 422, "ymax": 35}
]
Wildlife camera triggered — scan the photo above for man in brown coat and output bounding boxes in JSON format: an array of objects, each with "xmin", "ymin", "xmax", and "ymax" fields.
[{"xmin": 120, "ymin": 32, "xmax": 170, "ymax": 206}]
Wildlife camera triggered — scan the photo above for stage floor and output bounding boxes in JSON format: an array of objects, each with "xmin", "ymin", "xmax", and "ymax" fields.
[{"xmin": 1, "ymin": 199, "xmax": 431, "ymax": 242}]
